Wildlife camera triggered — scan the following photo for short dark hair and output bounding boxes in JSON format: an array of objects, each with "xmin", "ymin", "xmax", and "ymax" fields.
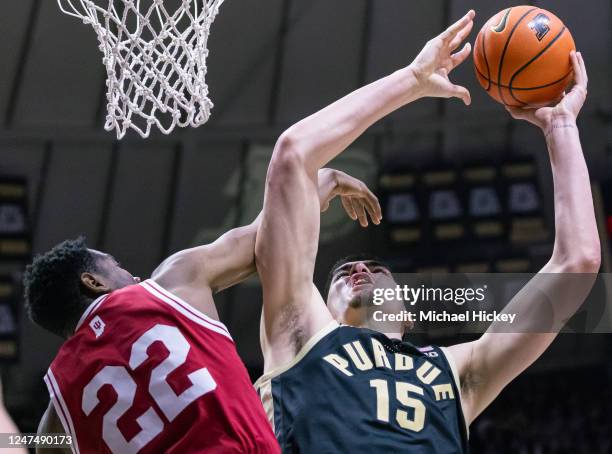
[
  {"xmin": 23, "ymin": 237, "xmax": 99, "ymax": 337},
  {"xmin": 324, "ymin": 253, "xmax": 392, "ymax": 298}
]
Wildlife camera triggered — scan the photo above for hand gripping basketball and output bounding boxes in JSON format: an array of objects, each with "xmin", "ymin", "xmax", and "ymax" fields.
[
  {"xmin": 409, "ymin": 10, "xmax": 475, "ymax": 106},
  {"xmin": 505, "ymin": 51, "xmax": 588, "ymax": 130}
]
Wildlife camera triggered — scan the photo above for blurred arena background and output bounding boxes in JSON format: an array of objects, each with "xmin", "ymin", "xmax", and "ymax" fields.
[{"xmin": 0, "ymin": 0, "xmax": 610, "ymax": 451}]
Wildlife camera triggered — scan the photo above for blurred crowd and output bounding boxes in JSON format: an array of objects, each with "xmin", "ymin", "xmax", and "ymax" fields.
[{"xmin": 470, "ymin": 364, "xmax": 612, "ymax": 453}]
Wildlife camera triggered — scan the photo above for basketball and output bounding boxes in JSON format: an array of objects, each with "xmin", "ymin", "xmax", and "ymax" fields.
[{"xmin": 473, "ymin": 6, "xmax": 576, "ymax": 107}]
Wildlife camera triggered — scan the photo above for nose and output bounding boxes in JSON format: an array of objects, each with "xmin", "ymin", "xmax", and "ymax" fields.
[{"xmin": 352, "ymin": 262, "xmax": 371, "ymax": 275}]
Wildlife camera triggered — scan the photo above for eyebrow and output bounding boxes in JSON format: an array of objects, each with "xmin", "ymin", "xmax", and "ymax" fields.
[{"xmin": 332, "ymin": 261, "xmax": 388, "ymax": 277}]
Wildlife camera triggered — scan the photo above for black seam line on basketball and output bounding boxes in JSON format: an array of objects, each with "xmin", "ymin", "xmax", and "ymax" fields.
[
  {"xmin": 482, "ymin": 30, "xmax": 492, "ymax": 90},
  {"xmin": 486, "ymin": 8, "xmax": 512, "ymax": 91},
  {"xmin": 509, "ymin": 27, "xmax": 567, "ymax": 105},
  {"xmin": 492, "ymin": 8, "xmax": 512, "ymax": 33},
  {"xmin": 497, "ymin": 7, "xmax": 539, "ymax": 105},
  {"xmin": 475, "ymin": 65, "xmax": 573, "ymax": 90}
]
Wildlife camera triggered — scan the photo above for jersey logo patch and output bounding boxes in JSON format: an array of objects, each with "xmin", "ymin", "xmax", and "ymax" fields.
[
  {"xmin": 418, "ymin": 346, "xmax": 438, "ymax": 357},
  {"xmin": 89, "ymin": 315, "xmax": 105, "ymax": 338}
]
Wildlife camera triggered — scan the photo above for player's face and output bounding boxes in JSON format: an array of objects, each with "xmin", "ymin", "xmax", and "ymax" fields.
[
  {"xmin": 327, "ymin": 260, "xmax": 395, "ymax": 314},
  {"xmin": 89, "ymin": 249, "xmax": 141, "ymax": 290}
]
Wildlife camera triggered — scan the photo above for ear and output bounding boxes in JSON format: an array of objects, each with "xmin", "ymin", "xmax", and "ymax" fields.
[{"xmin": 80, "ymin": 272, "xmax": 111, "ymax": 295}]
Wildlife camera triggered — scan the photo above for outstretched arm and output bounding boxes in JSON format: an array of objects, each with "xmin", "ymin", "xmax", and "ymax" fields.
[
  {"xmin": 151, "ymin": 169, "xmax": 377, "ymax": 300},
  {"xmin": 278, "ymin": 11, "xmax": 475, "ymax": 176},
  {"xmin": 256, "ymin": 11, "xmax": 476, "ymax": 371},
  {"xmin": 448, "ymin": 52, "xmax": 601, "ymax": 424}
]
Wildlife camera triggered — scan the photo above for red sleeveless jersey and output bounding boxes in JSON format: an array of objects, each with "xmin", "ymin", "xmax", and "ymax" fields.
[{"xmin": 44, "ymin": 280, "xmax": 279, "ymax": 454}]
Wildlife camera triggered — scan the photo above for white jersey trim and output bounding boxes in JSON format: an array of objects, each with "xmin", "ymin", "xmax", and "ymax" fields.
[
  {"xmin": 44, "ymin": 369, "xmax": 80, "ymax": 454},
  {"xmin": 74, "ymin": 294, "xmax": 108, "ymax": 332},
  {"xmin": 140, "ymin": 279, "xmax": 233, "ymax": 341},
  {"xmin": 440, "ymin": 346, "xmax": 469, "ymax": 439}
]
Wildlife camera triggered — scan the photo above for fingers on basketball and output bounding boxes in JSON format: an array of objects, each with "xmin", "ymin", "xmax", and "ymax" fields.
[
  {"xmin": 564, "ymin": 52, "xmax": 587, "ymax": 108},
  {"xmin": 571, "ymin": 51, "xmax": 588, "ymax": 88}
]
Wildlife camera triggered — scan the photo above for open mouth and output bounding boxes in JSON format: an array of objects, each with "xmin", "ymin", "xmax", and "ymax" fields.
[{"xmin": 349, "ymin": 273, "xmax": 372, "ymax": 288}]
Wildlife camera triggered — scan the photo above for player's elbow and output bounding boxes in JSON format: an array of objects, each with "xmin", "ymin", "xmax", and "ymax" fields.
[
  {"xmin": 568, "ymin": 251, "xmax": 601, "ymax": 273},
  {"xmin": 562, "ymin": 242, "xmax": 601, "ymax": 273},
  {"xmin": 267, "ymin": 131, "xmax": 308, "ymax": 185}
]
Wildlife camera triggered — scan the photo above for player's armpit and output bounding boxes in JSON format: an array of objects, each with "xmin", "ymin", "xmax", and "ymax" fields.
[
  {"xmin": 446, "ymin": 334, "xmax": 553, "ymax": 424},
  {"xmin": 448, "ymin": 270, "xmax": 598, "ymax": 424},
  {"xmin": 256, "ymin": 147, "xmax": 336, "ymax": 371},
  {"xmin": 259, "ymin": 283, "xmax": 333, "ymax": 372}
]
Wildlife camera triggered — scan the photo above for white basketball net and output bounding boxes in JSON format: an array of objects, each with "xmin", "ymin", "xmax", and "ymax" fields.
[{"xmin": 57, "ymin": 0, "xmax": 225, "ymax": 139}]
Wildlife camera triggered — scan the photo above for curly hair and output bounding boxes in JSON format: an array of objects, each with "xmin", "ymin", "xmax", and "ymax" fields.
[{"xmin": 23, "ymin": 237, "xmax": 99, "ymax": 337}]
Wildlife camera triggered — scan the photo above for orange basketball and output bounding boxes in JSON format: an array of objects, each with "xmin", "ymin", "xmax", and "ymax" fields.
[{"xmin": 473, "ymin": 6, "xmax": 576, "ymax": 107}]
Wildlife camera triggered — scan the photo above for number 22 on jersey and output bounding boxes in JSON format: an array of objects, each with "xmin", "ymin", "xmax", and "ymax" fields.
[{"xmin": 82, "ymin": 324, "xmax": 216, "ymax": 454}]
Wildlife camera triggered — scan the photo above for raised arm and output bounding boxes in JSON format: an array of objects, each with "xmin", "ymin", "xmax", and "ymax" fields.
[
  {"xmin": 256, "ymin": 12, "xmax": 476, "ymax": 370},
  {"xmin": 279, "ymin": 11, "xmax": 475, "ymax": 176},
  {"xmin": 150, "ymin": 169, "xmax": 377, "ymax": 303},
  {"xmin": 448, "ymin": 52, "xmax": 601, "ymax": 424}
]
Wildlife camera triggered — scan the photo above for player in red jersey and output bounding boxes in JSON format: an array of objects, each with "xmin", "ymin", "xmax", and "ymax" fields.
[{"xmin": 23, "ymin": 168, "xmax": 379, "ymax": 454}]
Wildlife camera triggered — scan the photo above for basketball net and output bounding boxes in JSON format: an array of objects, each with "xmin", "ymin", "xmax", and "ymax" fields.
[{"xmin": 57, "ymin": 0, "xmax": 225, "ymax": 139}]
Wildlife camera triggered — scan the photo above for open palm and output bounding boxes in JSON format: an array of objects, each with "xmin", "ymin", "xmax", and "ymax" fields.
[{"xmin": 410, "ymin": 10, "xmax": 475, "ymax": 105}]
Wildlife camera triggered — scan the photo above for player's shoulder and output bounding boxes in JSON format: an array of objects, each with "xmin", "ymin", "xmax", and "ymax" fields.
[{"xmin": 150, "ymin": 248, "xmax": 202, "ymax": 288}]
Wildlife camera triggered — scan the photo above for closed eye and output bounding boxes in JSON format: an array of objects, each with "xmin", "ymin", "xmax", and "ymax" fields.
[
  {"xmin": 373, "ymin": 267, "xmax": 391, "ymax": 276},
  {"xmin": 333, "ymin": 271, "xmax": 349, "ymax": 281}
]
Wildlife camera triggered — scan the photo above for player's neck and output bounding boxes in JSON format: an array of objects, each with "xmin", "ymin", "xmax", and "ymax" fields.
[{"xmin": 63, "ymin": 295, "xmax": 98, "ymax": 338}]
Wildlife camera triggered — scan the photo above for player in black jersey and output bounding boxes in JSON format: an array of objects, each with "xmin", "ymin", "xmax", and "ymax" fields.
[{"xmin": 254, "ymin": 9, "xmax": 599, "ymax": 453}]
